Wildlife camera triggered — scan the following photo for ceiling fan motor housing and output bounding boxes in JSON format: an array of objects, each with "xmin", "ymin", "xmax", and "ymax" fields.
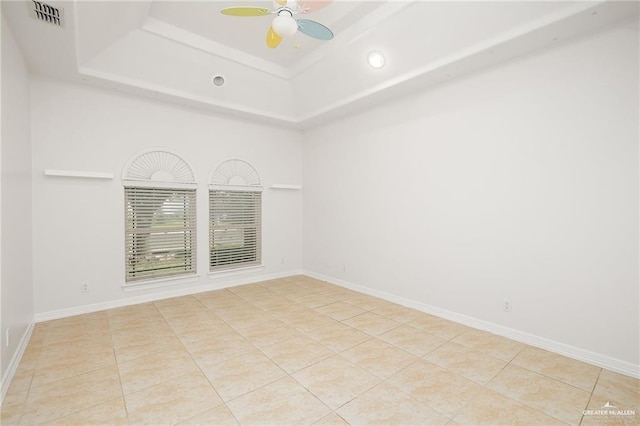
[{"xmin": 272, "ymin": 0, "xmax": 299, "ymax": 37}]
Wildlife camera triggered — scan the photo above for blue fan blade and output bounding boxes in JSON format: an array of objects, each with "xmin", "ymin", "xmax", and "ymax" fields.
[{"xmin": 296, "ymin": 19, "xmax": 334, "ymax": 40}]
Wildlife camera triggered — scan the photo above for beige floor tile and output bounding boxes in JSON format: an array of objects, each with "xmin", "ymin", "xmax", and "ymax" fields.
[
  {"xmin": 342, "ymin": 312, "xmax": 401, "ymax": 336},
  {"xmin": 1, "ymin": 400, "xmax": 24, "ymax": 425},
  {"xmin": 226, "ymin": 376, "xmax": 331, "ymax": 425},
  {"xmin": 42, "ymin": 326, "xmax": 113, "ymax": 347},
  {"xmin": 260, "ymin": 335, "xmax": 335, "ymax": 373},
  {"xmin": 315, "ymin": 301, "xmax": 366, "ymax": 321},
  {"xmin": 6, "ymin": 275, "xmax": 617, "ymax": 426},
  {"xmin": 591, "ymin": 369, "xmax": 640, "ymax": 409},
  {"xmin": 117, "ymin": 346, "xmax": 201, "ymax": 394},
  {"xmin": 39, "ymin": 312, "xmax": 109, "ymax": 334},
  {"xmin": 341, "ymin": 338, "xmax": 419, "ymax": 379},
  {"xmin": 379, "ymin": 324, "xmax": 447, "ymax": 356},
  {"xmin": 124, "ymin": 370, "xmax": 223, "ymax": 425},
  {"xmin": 310, "ymin": 321, "xmax": 372, "ymax": 352},
  {"xmin": 387, "ymin": 359, "xmax": 484, "ymax": 418},
  {"xmin": 370, "ymin": 303, "xmax": 423, "ymax": 323},
  {"xmin": 407, "ymin": 316, "xmax": 470, "ymax": 340},
  {"xmin": 155, "ymin": 296, "xmax": 208, "ymax": 319},
  {"xmin": 110, "ymin": 318, "xmax": 177, "ymax": 338},
  {"xmin": 31, "ymin": 341, "xmax": 116, "ymax": 386},
  {"xmin": 487, "ymin": 363, "xmax": 590, "ymax": 424},
  {"xmin": 290, "ymin": 292, "xmax": 339, "ymax": 308},
  {"xmin": 337, "ymin": 382, "xmax": 449, "ymax": 425},
  {"xmin": 21, "ymin": 365, "xmax": 122, "ymax": 424},
  {"xmin": 172, "ymin": 321, "xmax": 235, "ymax": 344},
  {"xmin": 249, "ymin": 294, "xmax": 301, "ymax": 310},
  {"xmin": 453, "ymin": 388, "xmax": 566, "ymax": 425},
  {"xmin": 512, "ymin": 346, "xmax": 601, "ymax": 391},
  {"xmin": 271, "ymin": 308, "xmax": 320, "ymax": 325},
  {"xmin": 48, "ymin": 397, "xmax": 128, "ymax": 425},
  {"xmin": 195, "ymin": 290, "xmax": 246, "ymax": 310},
  {"xmin": 289, "ymin": 314, "xmax": 341, "ymax": 335},
  {"xmin": 199, "ymin": 351, "xmax": 286, "ymax": 401},
  {"xmin": 237, "ymin": 322, "xmax": 302, "ymax": 348},
  {"xmin": 107, "ymin": 302, "xmax": 159, "ymax": 322},
  {"xmin": 425, "ymin": 341, "xmax": 507, "ymax": 385},
  {"xmin": 2, "ymin": 367, "xmax": 34, "ymax": 407},
  {"xmin": 179, "ymin": 404, "xmax": 239, "ymax": 425},
  {"xmin": 583, "ymin": 370, "xmax": 640, "ymax": 425},
  {"xmin": 227, "ymin": 283, "xmax": 275, "ymax": 299},
  {"xmin": 164, "ymin": 310, "xmax": 227, "ymax": 331},
  {"xmin": 15, "ymin": 341, "xmax": 41, "ymax": 371},
  {"xmin": 582, "ymin": 396, "xmax": 639, "ymax": 425},
  {"xmin": 221, "ymin": 311, "xmax": 278, "ymax": 330},
  {"xmin": 111, "ymin": 329, "xmax": 183, "ymax": 363},
  {"xmin": 183, "ymin": 330, "xmax": 259, "ymax": 367},
  {"xmin": 452, "ymin": 328, "xmax": 524, "ymax": 361},
  {"xmin": 292, "ymin": 354, "xmax": 381, "ymax": 409},
  {"xmin": 312, "ymin": 412, "xmax": 351, "ymax": 425},
  {"xmin": 343, "ymin": 294, "xmax": 387, "ymax": 310}
]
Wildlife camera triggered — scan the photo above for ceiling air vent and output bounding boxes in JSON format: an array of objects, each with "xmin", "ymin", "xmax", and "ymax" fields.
[{"xmin": 29, "ymin": 1, "xmax": 64, "ymax": 27}]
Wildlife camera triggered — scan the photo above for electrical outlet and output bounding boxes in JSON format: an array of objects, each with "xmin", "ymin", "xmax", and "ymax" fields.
[
  {"xmin": 81, "ymin": 283, "xmax": 89, "ymax": 293},
  {"xmin": 503, "ymin": 299, "xmax": 512, "ymax": 312}
]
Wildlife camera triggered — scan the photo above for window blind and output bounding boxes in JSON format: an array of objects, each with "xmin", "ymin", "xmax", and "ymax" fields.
[
  {"xmin": 210, "ymin": 190, "xmax": 261, "ymax": 271},
  {"xmin": 125, "ymin": 187, "xmax": 196, "ymax": 282}
]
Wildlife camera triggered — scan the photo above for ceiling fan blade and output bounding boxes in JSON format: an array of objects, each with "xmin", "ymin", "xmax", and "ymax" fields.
[
  {"xmin": 296, "ymin": 19, "xmax": 333, "ymax": 40},
  {"xmin": 221, "ymin": 7, "xmax": 271, "ymax": 16},
  {"xmin": 266, "ymin": 26, "xmax": 283, "ymax": 48},
  {"xmin": 299, "ymin": 0, "xmax": 333, "ymax": 13}
]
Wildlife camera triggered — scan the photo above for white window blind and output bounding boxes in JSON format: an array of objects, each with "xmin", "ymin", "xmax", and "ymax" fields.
[
  {"xmin": 210, "ymin": 190, "xmax": 261, "ymax": 271},
  {"xmin": 125, "ymin": 187, "xmax": 196, "ymax": 282}
]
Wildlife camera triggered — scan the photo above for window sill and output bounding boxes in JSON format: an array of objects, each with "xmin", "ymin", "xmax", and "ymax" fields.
[
  {"xmin": 122, "ymin": 274, "xmax": 200, "ymax": 292},
  {"xmin": 208, "ymin": 265, "xmax": 264, "ymax": 280}
]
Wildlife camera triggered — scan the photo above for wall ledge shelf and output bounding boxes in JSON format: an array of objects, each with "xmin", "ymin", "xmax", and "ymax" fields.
[
  {"xmin": 269, "ymin": 184, "xmax": 302, "ymax": 190},
  {"xmin": 44, "ymin": 169, "xmax": 114, "ymax": 180}
]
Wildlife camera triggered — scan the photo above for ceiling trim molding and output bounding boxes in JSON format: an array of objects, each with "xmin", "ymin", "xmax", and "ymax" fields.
[
  {"xmin": 142, "ymin": 17, "xmax": 291, "ymax": 80},
  {"xmin": 78, "ymin": 65, "xmax": 298, "ymax": 125}
]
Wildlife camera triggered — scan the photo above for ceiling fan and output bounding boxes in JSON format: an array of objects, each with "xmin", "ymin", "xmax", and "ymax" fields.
[{"xmin": 221, "ymin": 0, "xmax": 334, "ymax": 48}]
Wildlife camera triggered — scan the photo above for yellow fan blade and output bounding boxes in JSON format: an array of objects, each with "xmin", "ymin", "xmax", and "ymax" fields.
[
  {"xmin": 221, "ymin": 7, "xmax": 271, "ymax": 16},
  {"xmin": 266, "ymin": 27, "xmax": 283, "ymax": 48}
]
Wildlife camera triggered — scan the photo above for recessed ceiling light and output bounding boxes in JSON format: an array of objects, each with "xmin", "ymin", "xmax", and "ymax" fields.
[
  {"xmin": 212, "ymin": 75, "xmax": 225, "ymax": 87},
  {"xmin": 367, "ymin": 51, "xmax": 385, "ymax": 69}
]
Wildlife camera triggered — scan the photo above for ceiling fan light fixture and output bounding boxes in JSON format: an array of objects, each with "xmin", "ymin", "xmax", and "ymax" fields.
[
  {"xmin": 367, "ymin": 51, "xmax": 385, "ymax": 69},
  {"xmin": 272, "ymin": 12, "xmax": 298, "ymax": 37}
]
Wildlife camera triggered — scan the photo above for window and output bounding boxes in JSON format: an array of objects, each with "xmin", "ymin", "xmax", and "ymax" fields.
[
  {"xmin": 209, "ymin": 159, "xmax": 262, "ymax": 272},
  {"xmin": 210, "ymin": 189, "xmax": 261, "ymax": 270},
  {"xmin": 125, "ymin": 187, "xmax": 196, "ymax": 281},
  {"xmin": 122, "ymin": 149, "xmax": 197, "ymax": 284}
]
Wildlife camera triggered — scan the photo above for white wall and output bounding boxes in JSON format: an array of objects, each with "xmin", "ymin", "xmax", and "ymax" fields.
[
  {"xmin": 302, "ymin": 21, "xmax": 639, "ymax": 373},
  {"xmin": 31, "ymin": 77, "xmax": 303, "ymax": 317},
  {"xmin": 1, "ymin": 13, "xmax": 34, "ymax": 386}
]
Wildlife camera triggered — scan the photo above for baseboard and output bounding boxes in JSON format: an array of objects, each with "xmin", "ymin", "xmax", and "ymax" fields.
[
  {"xmin": 304, "ymin": 270, "xmax": 640, "ymax": 379},
  {"xmin": 34, "ymin": 269, "xmax": 304, "ymax": 322},
  {"xmin": 1, "ymin": 322, "xmax": 34, "ymax": 404}
]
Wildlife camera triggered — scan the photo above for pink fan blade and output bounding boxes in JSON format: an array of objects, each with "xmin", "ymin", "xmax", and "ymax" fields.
[{"xmin": 299, "ymin": 0, "xmax": 332, "ymax": 13}]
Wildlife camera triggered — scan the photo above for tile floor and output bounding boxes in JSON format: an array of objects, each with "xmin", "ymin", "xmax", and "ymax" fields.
[{"xmin": 1, "ymin": 275, "xmax": 638, "ymax": 425}]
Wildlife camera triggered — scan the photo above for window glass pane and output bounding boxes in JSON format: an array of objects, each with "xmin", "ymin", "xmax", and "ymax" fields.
[
  {"xmin": 210, "ymin": 190, "xmax": 261, "ymax": 271},
  {"xmin": 125, "ymin": 187, "xmax": 197, "ymax": 281}
]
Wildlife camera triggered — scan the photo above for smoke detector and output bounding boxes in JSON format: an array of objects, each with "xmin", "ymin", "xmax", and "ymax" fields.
[{"xmin": 29, "ymin": 1, "xmax": 64, "ymax": 27}]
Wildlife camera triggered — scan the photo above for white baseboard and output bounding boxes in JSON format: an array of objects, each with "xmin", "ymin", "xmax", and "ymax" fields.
[
  {"xmin": 304, "ymin": 270, "xmax": 640, "ymax": 379},
  {"xmin": 1, "ymin": 322, "xmax": 34, "ymax": 404},
  {"xmin": 34, "ymin": 269, "xmax": 303, "ymax": 322}
]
